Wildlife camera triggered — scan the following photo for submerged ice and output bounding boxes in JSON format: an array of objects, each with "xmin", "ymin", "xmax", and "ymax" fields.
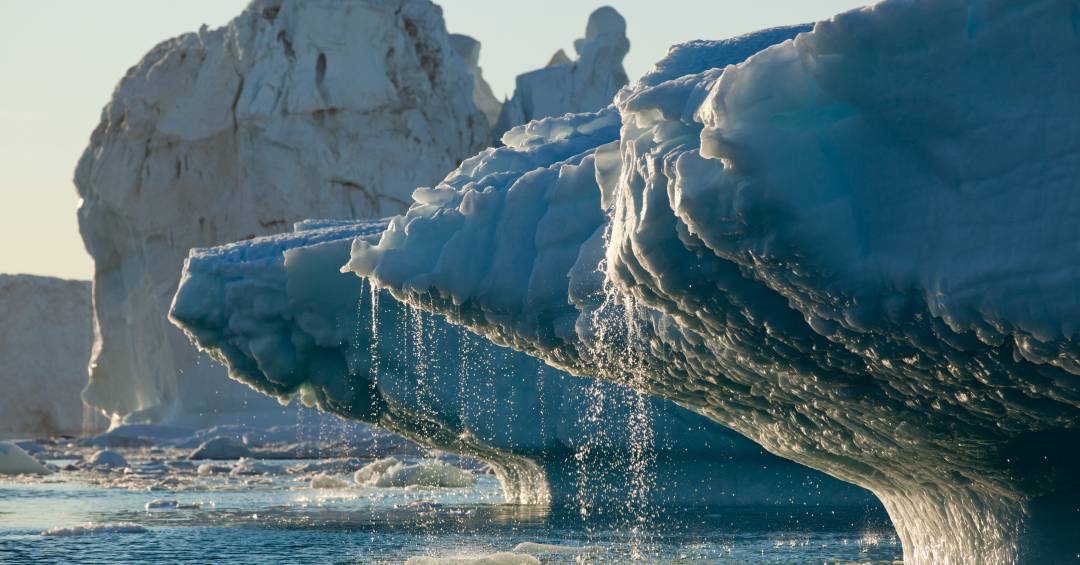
[{"xmin": 340, "ymin": 1, "xmax": 1080, "ymax": 563}]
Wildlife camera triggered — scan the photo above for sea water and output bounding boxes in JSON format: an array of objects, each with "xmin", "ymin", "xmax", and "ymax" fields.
[{"xmin": 0, "ymin": 454, "xmax": 900, "ymax": 564}]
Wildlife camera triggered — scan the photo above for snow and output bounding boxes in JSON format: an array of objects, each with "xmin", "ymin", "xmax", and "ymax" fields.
[
  {"xmin": 75, "ymin": 0, "xmax": 490, "ymax": 426},
  {"xmin": 40, "ymin": 523, "xmax": 147, "ymax": 537},
  {"xmin": 0, "ymin": 275, "xmax": 92, "ymax": 437},
  {"xmin": 490, "ymin": 7, "xmax": 630, "ymax": 143},
  {"xmin": 340, "ymin": 1, "xmax": 1080, "ymax": 562},
  {"xmin": 171, "ymin": 218, "xmax": 872, "ymax": 508},
  {"xmin": 0, "ymin": 441, "xmax": 51, "ymax": 475},
  {"xmin": 354, "ymin": 458, "xmax": 475, "ymax": 488}
]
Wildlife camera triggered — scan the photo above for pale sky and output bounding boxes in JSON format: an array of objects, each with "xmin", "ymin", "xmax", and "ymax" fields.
[{"xmin": 0, "ymin": 0, "xmax": 870, "ymax": 280}]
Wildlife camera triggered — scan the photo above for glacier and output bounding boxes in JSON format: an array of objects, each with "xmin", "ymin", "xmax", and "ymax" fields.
[
  {"xmin": 170, "ymin": 217, "xmax": 874, "ymax": 508},
  {"xmin": 341, "ymin": 1, "xmax": 1080, "ymax": 563},
  {"xmin": 0, "ymin": 275, "xmax": 95, "ymax": 437},
  {"xmin": 75, "ymin": 0, "xmax": 490, "ymax": 424}
]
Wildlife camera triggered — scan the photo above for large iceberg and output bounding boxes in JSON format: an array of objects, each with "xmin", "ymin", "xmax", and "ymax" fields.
[
  {"xmin": 75, "ymin": 0, "xmax": 490, "ymax": 424},
  {"xmin": 0, "ymin": 275, "xmax": 95, "ymax": 437},
  {"xmin": 171, "ymin": 217, "xmax": 874, "ymax": 508},
  {"xmin": 489, "ymin": 7, "xmax": 631, "ymax": 143},
  {"xmin": 343, "ymin": 2, "xmax": 1080, "ymax": 562}
]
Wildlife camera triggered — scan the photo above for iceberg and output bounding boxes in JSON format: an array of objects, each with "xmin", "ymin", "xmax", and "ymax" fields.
[
  {"xmin": 171, "ymin": 215, "xmax": 874, "ymax": 508},
  {"xmin": 342, "ymin": 1, "xmax": 1080, "ymax": 562},
  {"xmin": 75, "ymin": 0, "xmax": 490, "ymax": 425},
  {"xmin": 0, "ymin": 275, "xmax": 93, "ymax": 437},
  {"xmin": 490, "ymin": 7, "xmax": 631, "ymax": 143}
]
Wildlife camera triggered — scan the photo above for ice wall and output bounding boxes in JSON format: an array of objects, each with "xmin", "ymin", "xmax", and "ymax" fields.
[
  {"xmin": 170, "ymin": 219, "xmax": 875, "ymax": 509},
  {"xmin": 345, "ymin": 3, "xmax": 1080, "ymax": 563},
  {"xmin": 0, "ymin": 275, "xmax": 95, "ymax": 437},
  {"xmin": 449, "ymin": 34, "xmax": 502, "ymax": 128},
  {"xmin": 490, "ymin": 7, "xmax": 630, "ymax": 143},
  {"xmin": 75, "ymin": 0, "xmax": 489, "ymax": 424}
]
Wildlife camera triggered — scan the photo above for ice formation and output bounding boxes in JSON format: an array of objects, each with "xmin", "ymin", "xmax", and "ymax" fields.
[
  {"xmin": 343, "ymin": 2, "xmax": 1080, "ymax": 562},
  {"xmin": 39, "ymin": 523, "xmax": 148, "ymax": 537},
  {"xmin": 0, "ymin": 275, "xmax": 93, "ymax": 437},
  {"xmin": 406, "ymin": 554, "xmax": 539, "ymax": 565},
  {"xmin": 309, "ymin": 473, "xmax": 352, "ymax": 489},
  {"xmin": 354, "ymin": 457, "xmax": 475, "ymax": 488},
  {"xmin": 171, "ymin": 216, "xmax": 872, "ymax": 508},
  {"xmin": 489, "ymin": 7, "xmax": 630, "ymax": 143},
  {"xmin": 0, "ymin": 441, "xmax": 51, "ymax": 475},
  {"xmin": 450, "ymin": 34, "xmax": 502, "ymax": 128},
  {"xmin": 75, "ymin": 0, "xmax": 490, "ymax": 424}
]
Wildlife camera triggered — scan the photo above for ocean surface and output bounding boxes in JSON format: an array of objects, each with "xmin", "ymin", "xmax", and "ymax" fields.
[{"xmin": 0, "ymin": 454, "xmax": 901, "ymax": 564}]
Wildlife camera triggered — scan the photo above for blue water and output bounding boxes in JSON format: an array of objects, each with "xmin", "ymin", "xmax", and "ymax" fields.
[{"xmin": 0, "ymin": 458, "xmax": 901, "ymax": 564}]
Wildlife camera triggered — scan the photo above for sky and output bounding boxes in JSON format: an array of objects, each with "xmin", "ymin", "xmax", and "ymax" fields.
[{"xmin": 0, "ymin": 0, "xmax": 871, "ymax": 280}]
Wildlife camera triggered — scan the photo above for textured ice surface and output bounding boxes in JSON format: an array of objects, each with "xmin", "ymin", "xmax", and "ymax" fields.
[
  {"xmin": 171, "ymin": 217, "xmax": 873, "ymax": 509},
  {"xmin": 0, "ymin": 275, "xmax": 92, "ymax": 437},
  {"xmin": 345, "ymin": 2, "xmax": 1080, "ymax": 562},
  {"xmin": 490, "ymin": 7, "xmax": 629, "ymax": 143},
  {"xmin": 75, "ymin": 0, "xmax": 490, "ymax": 425}
]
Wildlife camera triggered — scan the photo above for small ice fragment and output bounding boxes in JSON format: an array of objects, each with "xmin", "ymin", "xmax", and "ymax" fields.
[
  {"xmin": 86, "ymin": 450, "xmax": 128, "ymax": 469},
  {"xmin": 512, "ymin": 542, "xmax": 603, "ymax": 555},
  {"xmin": 40, "ymin": 523, "xmax": 147, "ymax": 536},
  {"xmin": 405, "ymin": 553, "xmax": 539, "ymax": 565},
  {"xmin": 309, "ymin": 474, "xmax": 350, "ymax": 489}
]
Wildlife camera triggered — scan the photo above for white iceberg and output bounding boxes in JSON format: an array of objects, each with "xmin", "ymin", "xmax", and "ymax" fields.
[
  {"xmin": 75, "ymin": 0, "xmax": 490, "ymax": 426},
  {"xmin": 490, "ymin": 7, "xmax": 630, "ymax": 144},
  {"xmin": 0, "ymin": 275, "xmax": 93, "ymax": 437}
]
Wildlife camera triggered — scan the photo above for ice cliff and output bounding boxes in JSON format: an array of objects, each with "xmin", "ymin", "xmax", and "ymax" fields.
[
  {"xmin": 0, "ymin": 275, "xmax": 93, "ymax": 437},
  {"xmin": 490, "ymin": 7, "xmax": 630, "ymax": 143},
  {"xmin": 343, "ymin": 2, "xmax": 1080, "ymax": 563},
  {"xmin": 75, "ymin": 0, "xmax": 490, "ymax": 424},
  {"xmin": 170, "ymin": 219, "xmax": 874, "ymax": 509}
]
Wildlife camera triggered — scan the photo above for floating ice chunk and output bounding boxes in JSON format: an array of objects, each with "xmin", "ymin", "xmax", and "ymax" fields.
[
  {"xmin": 406, "ymin": 553, "xmax": 539, "ymax": 565},
  {"xmin": 196, "ymin": 463, "xmax": 230, "ymax": 476},
  {"xmin": 0, "ymin": 441, "xmax": 50, "ymax": 475},
  {"xmin": 189, "ymin": 437, "xmax": 252, "ymax": 460},
  {"xmin": 144, "ymin": 499, "xmax": 200, "ymax": 510},
  {"xmin": 355, "ymin": 458, "xmax": 475, "ymax": 488},
  {"xmin": 40, "ymin": 523, "xmax": 147, "ymax": 537},
  {"xmin": 353, "ymin": 457, "xmax": 401, "ymax": 484},
  {"xmin": 309, "ymin": 474, "xmax": 351, "ymax": 489},
  {"xmin": 230, "ymin": 458, "xmax": 278, "ymax": 476},
  {"xmin": 86, "ymin": 450, "xmax": 127, "ymax": 469},
  {"xmin": 512, "ymin": 542, "xmax": 602, "ymax": 555}
]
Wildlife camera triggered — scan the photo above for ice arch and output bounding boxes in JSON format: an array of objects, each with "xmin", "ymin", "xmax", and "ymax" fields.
[{"xmin": 345, "ymin": 2, "xmax": 1080, "ymax": 562}]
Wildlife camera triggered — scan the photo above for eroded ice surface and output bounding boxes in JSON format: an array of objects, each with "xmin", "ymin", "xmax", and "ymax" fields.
[
  {"xmin": 171, "ymin": 216, "xmax": 873, "ymax": 509},
  {"xmin": 75, "ymin": 0, "xmax": 490, "ymax": 425},
  {"xmin": 345, "ymin": 1, "xmax": 1080, "ymax": 562}
]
